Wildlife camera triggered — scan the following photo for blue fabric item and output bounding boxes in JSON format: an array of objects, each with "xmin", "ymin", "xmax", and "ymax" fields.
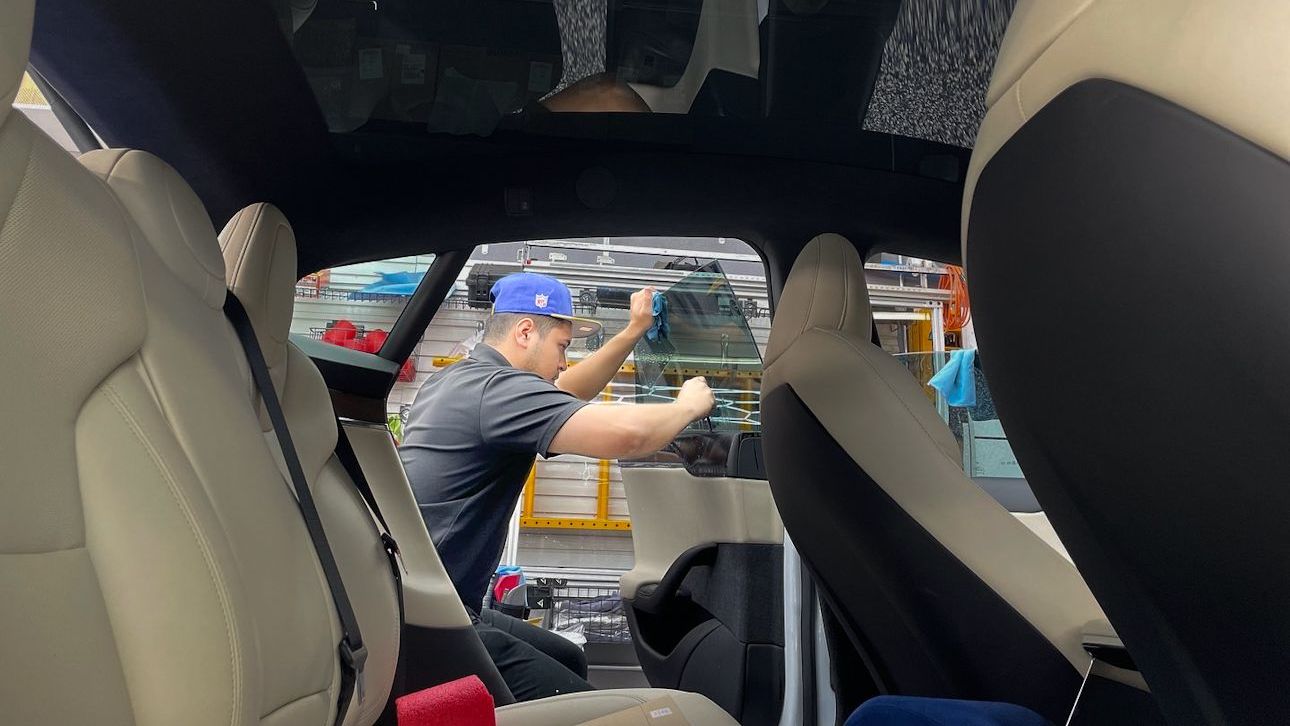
[
  {"xmin": 844, "ymin": 696, "xmax": 1053, "ymax": 726},
  {"xmin": 646, "ymin": 291, "xmax": 670, "ymax": 342},
  {"xmin": 352, "ymin": 282, "xmax": 418, "ymax": 297},
  {"xmin": 928, "ymin": 348, "xmax": 977, "ymax": 407},
  {"xmin": 355, "ymin": 270, "xmax": 425, "ymax": 296}
]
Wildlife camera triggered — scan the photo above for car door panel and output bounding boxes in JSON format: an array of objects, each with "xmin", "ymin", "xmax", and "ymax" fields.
[
  {"xmin": 624, "ymin": 541, "xmax": 784, "ymax": 726},
  {"xmin": 620, "ymin": 262, "xmax": 783, "ymax": 725},
  {"xmin": 620, "ymin": 467, "xmax": 781, "ymax": 600}
]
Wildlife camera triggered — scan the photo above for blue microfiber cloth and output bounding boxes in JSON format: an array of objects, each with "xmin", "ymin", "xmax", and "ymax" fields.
[
  {"xmin": 928, "ymin": 348, "xmax": 977, "ymax": 407},
  {"xmin": 646, "ymin": 291, "xmax": 670, "ymax": 342}
]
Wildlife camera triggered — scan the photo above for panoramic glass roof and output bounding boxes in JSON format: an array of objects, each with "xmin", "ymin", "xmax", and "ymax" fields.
[
  {"xmin": 863, "ymin": 0, "xmax": 1015, "ymax": 147},
  {"xmin": 281, "ymin": 0, "xmax": 1014, "ymax": 150}
]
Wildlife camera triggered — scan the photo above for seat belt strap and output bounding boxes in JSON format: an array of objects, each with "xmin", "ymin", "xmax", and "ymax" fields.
[
  {"xmin": 333, "ymin": 418, "xmax": 409, "ymax": 722},
  {"xmin": 224, "ymin": 293, "xmax": 366, "ymax": 725},
  {"xmin": 334, "ymin": 421, "xmax": 400, "ymax": 557}
]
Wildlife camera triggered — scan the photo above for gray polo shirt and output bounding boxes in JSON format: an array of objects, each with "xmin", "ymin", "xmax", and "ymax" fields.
[{"xmin": 399, "ymin": 343, "xmax": 588, "ymax": 611}]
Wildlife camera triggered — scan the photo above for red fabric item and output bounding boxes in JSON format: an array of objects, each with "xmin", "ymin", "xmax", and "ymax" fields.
[
  {"xmin": 493, "ymin": 573, "xmax": 522, "ymax": 605},
  {"xmin": 365, "ymin": 329, "xmax": 389, "ymax": 350},
  {"xmin": 322, "ymin": 319, "xmax": 358, "ymax": 345},
  {"xmin": 397, "ymin": 675, "xmax": 495, "ymax": 726},
  {"xmin": 398, "ymin": 358, "xmax": 417, "ymax": 383}
]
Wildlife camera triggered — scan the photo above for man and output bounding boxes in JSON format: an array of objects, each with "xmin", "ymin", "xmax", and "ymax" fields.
[{"xmin": 400, "ymin": 271, "xmax": 714, "ymax": 700}]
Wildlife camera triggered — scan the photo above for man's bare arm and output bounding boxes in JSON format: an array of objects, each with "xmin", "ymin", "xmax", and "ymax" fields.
[
  {"xmin": 557, "ymin": 287, "xmax": 654, "ymax": 401},
  {"xmin": 550, "ymin": 377, "xmax": 714, "ymax": 459}
]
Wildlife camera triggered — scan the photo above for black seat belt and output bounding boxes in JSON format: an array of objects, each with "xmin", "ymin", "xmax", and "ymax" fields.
[
  {"xmin": 224, "ymin": 293, "xmax": 367, "ymax": 726},
  {"xmin": 334, "ymin": 421, "xmax": 400, "ymax": 560},
  {"xmin": 333, "ymin": 419, "xmax": 408, "ymax": 723}
]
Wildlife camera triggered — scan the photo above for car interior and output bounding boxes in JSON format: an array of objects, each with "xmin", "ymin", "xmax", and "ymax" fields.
[{"xmin": 3, "ymin": 0, "xmax": 1285, "ymax": 724}]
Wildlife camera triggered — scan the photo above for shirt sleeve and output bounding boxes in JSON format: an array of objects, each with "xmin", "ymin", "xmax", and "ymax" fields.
[{"xmin": 479, "ymin": 369, "xmax": 589, "ymax": 457}]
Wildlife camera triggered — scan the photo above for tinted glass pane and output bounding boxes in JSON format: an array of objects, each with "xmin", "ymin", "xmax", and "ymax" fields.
[{"xmin": 633, "ymin": 260, "xmax": 762, "ymax": 431}]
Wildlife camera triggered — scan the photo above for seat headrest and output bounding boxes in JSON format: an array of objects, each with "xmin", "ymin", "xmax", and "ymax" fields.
[
  {"xmin": 964, "ymin": 0, "xmax": 1290, "ymax": 261},
  {"xmin": 81, "ymin": 149, "xmax": 226, "ymax": 309},
  {"xmin": 1, "ymin": 1, "xmax": 35, "ymax": 126},
  {"xmin": 765, "ymin": 233, "xmax": 872, "ymax": 367},
  {"xmin": 218, "ymin": 203, "xmax": 298, "ymax": 372}
]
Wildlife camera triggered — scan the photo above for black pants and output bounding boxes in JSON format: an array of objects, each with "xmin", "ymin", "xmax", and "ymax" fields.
[{"xmin": 475, "ymin": 608, "xmax": 594, "ymax": 702}]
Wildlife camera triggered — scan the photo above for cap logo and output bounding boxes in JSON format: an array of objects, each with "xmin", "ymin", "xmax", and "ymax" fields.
[{"xmin": 534, "ymin": 293, "xmax": 549, "ymax": 308}]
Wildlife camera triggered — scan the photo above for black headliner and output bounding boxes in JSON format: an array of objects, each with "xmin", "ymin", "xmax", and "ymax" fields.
[{"xmin": 30, "ymin": 0, "xmax": 967, "ymax": 278}]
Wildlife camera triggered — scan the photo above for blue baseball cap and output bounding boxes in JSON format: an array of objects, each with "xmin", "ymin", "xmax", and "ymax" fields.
[{"xmin": 490, "ymin": 272, "xmax": 602, "ymax": 338}]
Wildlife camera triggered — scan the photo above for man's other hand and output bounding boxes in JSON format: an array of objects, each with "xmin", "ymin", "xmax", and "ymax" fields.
[
  {"xmin": 677, "ymin": 376, "xmax": 716, "ymax": 419},
  {"xmin": 625, "ymin": 286, "xmax": 658, "ymax": 337}
]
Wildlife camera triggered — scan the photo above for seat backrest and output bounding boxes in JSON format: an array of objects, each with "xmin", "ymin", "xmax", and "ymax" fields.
[
  {"xmin": 1, "ymin": 5, "xmax": 390, "ymax": 720},
  {"xmin": 761, "ymin": 234, "xmax": 1103, "ymax": 722},
  {"xmin": 963, "ymin": 1, "xmax": 1290, "ymax": 723},
  {"xmin": 2, "ymin": 29, "xmax": 164, "ymax": 726},
  {"xmin": 85, "ymin": 151, "xmax": 404, "ymax": 725},
  {"xmin": 217, "ymin": 202, "xmax": 514, "ymax": 705},
  {"xmin": 217, "ymin": 202, "xmax": 470, "ymax": 631}
]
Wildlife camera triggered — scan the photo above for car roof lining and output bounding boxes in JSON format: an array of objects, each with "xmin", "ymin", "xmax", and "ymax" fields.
[{"xmin": 30, "ymin": 0, "xmax": 968, "ymax": 275}]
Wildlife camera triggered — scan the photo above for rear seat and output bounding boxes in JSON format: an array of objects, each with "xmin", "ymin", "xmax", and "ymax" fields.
[
  {"xmin": 213, "ymin": 201, "xmax": 744, "ymax": 724},
  {"xmin": 217, "ymin": 201, "xmax": 513, "ymax": 704}
]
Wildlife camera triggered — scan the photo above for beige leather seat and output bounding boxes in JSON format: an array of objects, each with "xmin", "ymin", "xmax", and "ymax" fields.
[
  {"xmin": 761, "ymin": 233, "xmax": 1105, "ymax": 721},
  {"xmin": 496, "ymin": 689, "xmax": 736, "ymax": 726},
  {"xmin": 0, "ymin": 13, "xmax": 387, "ymax": 721},
  {"xmin": 4, "ymin": 6, "xmax": 402, "ymax": 723},
  {"xmin": 218, "ymin": 201, "xmax": 514, "ymax": 703},
  {"xmin": 217, "ymin": 202, "xmax": 477, "ymax": 640},
  {"xmin": 80, "ymin": 149, "xmax": 404, "ymax": 726},
  {"xmin": 214, "ymin": 201, "xmax": 742, "ymax": 725}
]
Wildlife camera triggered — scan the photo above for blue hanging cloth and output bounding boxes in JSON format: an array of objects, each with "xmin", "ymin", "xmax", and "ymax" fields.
[{"xmin": 928, "ymin": 348, "xmax": 977, "ymax": 407}]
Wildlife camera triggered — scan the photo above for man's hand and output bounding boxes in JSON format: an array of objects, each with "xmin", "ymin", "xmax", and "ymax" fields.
[
  {"xmin": 676, "ymin": 376, "xmax": 716, "ymax": 420},
  {"xmin": 625, "ymin": 286, "xmax": 658, "ymax": 338}
]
